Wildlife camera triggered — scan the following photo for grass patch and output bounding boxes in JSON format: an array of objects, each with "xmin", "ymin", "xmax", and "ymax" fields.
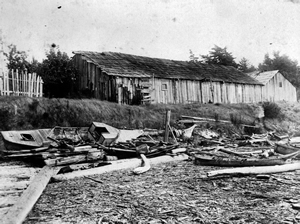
[{"xmin": 0, "ymin": 97, "xmax": 300, "ymax": 136}]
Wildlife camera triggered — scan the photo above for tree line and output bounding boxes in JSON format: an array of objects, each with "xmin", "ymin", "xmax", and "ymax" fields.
[
  {"xmin": 189, "ymin": 45, "xmax": 300, "ymax": 90},
  {"xmin": 3, "ymin": 44, "xmax": 300, "ymax": 99}
]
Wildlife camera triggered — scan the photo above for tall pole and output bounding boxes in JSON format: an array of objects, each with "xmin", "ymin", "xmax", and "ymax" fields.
[
  {"xmin": 164, "ymin": 110, "xmax": 171, "ymax": 142},
  {"xmin": 0, "ymin": 29, "xmax": 4, "ymax": 76},
  {"xmin": 0, "ymin": 29, "xmax": 5, "ymax": 95}
]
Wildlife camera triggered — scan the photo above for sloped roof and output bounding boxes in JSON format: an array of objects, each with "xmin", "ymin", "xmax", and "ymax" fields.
[
  {"xmin": 247, "ymin": 70, "xmax": 280, "ymax": 85},
  {"xmin": 73, "ymin": 51, "xmax": 262, "ymax": 85}
]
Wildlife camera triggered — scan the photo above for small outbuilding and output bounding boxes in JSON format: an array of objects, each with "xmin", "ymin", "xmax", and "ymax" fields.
[
  {"xmin": 72, "ymin": 51, "xmax": 264, "ymax": 104},
  {"xmin": 248, "ymin": 70, "xmax": 297, "ymax": 102}
]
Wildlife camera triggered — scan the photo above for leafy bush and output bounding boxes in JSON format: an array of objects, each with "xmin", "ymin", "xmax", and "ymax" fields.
[
  {"xmin": 230, "ymin": 113, "xmax": 242, "ymax": 127},
  {"xmin": 262, "ymin": 102, "xmax": 282, "ymax": 119},
  {"xmin": 28, "ymin": 99, "xmax": 39, "ymax": 112},
  {"xmin": 214, "ymin": 113, "xmax": 219, "ymax": 122},
  {"xmin": 0, "ymin": 107, "xmax": 13, "ymax": 130}
]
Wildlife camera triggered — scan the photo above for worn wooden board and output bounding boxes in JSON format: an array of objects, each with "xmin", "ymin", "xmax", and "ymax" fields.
[{"xmin": 1, "ymin": 166, "xmax": 61, "ymax": 224}]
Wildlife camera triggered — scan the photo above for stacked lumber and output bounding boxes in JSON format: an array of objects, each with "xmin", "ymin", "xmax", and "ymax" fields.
[{"xmin": 2, "ymin": 145, "xmax": 105, "ymax": 166}]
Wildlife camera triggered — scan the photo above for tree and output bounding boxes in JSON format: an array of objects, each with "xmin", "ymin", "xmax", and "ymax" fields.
[
  {"xmin": 189, "ymin": 49, "xmax": 199, "ymax": 62},
  {"xmin": 200, "ymin": 45, "xmax": 239, "ymax": 68},
  {"xmin": 238, "ymin": 57, "xmax": 256, "ymax": 73},
  {"xmin": 27, "ymin": 57, "xmax": 40, "ymax": 73},
  {"xmin": 4, "ymin": 44, "xmax": 39, "ymax": 73},
  {"xmin": 38, "ymin": 48, "xmax": 78, "ymax": 98},
  {"xmin": 258, "ymin": 51, "xmax": 300, "ymax": 87},
  {"xmin": 4, "ymin": 44, "xmax": 29, "ymax": 71}
]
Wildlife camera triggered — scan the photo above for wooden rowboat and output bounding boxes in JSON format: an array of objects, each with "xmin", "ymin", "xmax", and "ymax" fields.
[
  {"xmin": 1, "ymin": 129, "xmax": 52, "ymax": 151},
  {"xmin": 194, "ymin": 151, "xmax": 300, "ymax": 167},
  {"xmin": 1, "ymin": 127, "xmax": 90, "ymax": 152}
]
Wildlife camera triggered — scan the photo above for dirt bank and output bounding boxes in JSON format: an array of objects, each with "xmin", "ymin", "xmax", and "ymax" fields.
[{"xmin": 1, "ymin": 96, "xmax": 299, "ymax": 135}]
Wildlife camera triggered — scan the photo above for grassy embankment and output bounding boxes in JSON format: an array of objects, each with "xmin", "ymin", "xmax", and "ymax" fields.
[{"xmin": 0, "ymin": 96, "xmax": 299, "ymax": 135}]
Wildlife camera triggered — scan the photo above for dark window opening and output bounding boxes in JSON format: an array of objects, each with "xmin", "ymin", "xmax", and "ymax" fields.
[
  {"xmin": 162, "ymin": 84, "xmax": 167, "ymax": 91},
  {"xmin": 90, "ymin": 127, "xmax": 109, "ymax": 141},
  {"xmin": 20, "ymin": 134, "xmax": 35, "ymax": 141},
  {"xmin": 279, "ymin": 82, "xmax": 283, "ymax": 87}
]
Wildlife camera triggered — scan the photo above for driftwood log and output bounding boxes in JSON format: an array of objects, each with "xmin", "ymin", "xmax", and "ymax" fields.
[
  {"xmin": 207, "ymin": 162, "xmax": 300, "ymax": 177},
  {"xmin": 53, "ymin": 154, "xmax": 189, "ymax": 181}
]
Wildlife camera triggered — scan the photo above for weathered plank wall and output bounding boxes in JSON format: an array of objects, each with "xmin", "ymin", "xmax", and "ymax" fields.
[
  {"xmin": 151, "ymin": 78, "xmax": 263, "ymax": 104},
  {"xmin": 262, "ymin": 72, "xmax": 297, "ymax": 102},
  {"xmin": 74, "ymin": 55, "xmax": 265, "ymax": 104},
  {"xmin": 74, "ymin": 55, "xmax": 110, "ymax": 101}
]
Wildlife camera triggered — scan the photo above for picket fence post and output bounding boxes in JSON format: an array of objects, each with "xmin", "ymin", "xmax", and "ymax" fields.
[{"xmin": 0, "ymin": 70, "xmax": 43, "ymax": 97}]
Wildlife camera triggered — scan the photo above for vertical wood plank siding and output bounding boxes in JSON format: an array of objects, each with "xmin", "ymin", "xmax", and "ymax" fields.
[
  {"xmin": 149, "ymin": 78, "xmax": 262, "ymax": 104},
  {"xmin": 74, "ymin": 55, "xmax": 267, "ymax": 104},
  {"xmin": 262, "ymin": 72, "xmax": 297, "ymax": 102}
]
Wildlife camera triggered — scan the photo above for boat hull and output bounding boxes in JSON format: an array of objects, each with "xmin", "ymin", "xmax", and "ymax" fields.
[
  {"xmin": 275, "ymin": 143, "xmax": 300, "ymax": 158},
  {"xmin": 194, "ymin": 153, "xmax": 297, "ymax": 167},
  {"xmin": 1, "ymin": 129, "xmax": 51, "ymax": 151}
]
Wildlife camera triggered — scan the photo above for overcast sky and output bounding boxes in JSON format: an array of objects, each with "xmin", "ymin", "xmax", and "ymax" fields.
[{"xmin": 1, "ymin": 0, "xmax": 300, "ymax": 66}]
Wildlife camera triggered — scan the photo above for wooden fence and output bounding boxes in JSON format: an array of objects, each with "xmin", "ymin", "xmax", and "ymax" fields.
[{"xmin": 0, "ymin": 70, "xmax": 43, "ymax": 97}]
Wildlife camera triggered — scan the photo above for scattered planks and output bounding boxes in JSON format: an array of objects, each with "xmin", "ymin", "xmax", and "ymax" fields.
[
  {"xmin": 1, "ymin": 166, "xmax": 61, "ymax": 224},
  {"xmin": 44, "ymin": 149, "xmax": 104, "ymax": 166}
]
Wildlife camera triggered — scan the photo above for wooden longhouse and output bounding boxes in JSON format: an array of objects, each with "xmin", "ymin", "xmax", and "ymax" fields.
[
  {"xmin": 72, "ymin": 51, "xmax": 264, "ymax": 104},
  {"xmin": 248, "ymin": 70, "xmax": 297, "ymax": 102}
]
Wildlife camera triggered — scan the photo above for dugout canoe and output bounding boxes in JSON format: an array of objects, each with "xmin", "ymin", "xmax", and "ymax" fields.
[
  {"xmin": 275, "ymin": 143, "xmax": 300, "ymax": 158},
  {"xmin": 194, "ymin": 151, "xmax": 300, "ymax": 167}
]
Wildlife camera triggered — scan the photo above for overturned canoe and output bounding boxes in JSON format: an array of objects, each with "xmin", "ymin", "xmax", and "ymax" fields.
[{"xmin": 194, "ymin": 151, "xmax": 300, "ymax": 167}]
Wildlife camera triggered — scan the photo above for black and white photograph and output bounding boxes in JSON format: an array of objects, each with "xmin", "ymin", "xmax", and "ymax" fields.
[{"xmin": 1, "ymin": 0, "xmax": 300, "ymax": 223}]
